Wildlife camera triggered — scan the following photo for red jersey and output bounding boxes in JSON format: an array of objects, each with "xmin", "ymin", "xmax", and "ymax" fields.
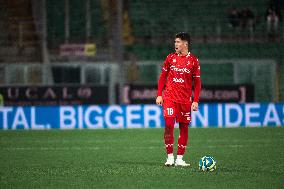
[{"xmin": 157, "ymin": 52, "xmax": 201, "ymax": 104}]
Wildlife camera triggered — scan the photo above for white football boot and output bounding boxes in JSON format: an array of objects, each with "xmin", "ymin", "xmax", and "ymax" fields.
[
  {"xmin": 164, "ymin": 154, "xmax": 174, "ymax": 166},
  {"xmin": 175, "ymin": 155, "xmax": 190, "ymax": 167}
]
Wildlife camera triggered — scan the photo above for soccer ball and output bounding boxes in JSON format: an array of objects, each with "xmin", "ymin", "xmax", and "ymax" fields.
[{"xmin": 199, "ymin": 156, "xmax": 217, "ymax": 172}]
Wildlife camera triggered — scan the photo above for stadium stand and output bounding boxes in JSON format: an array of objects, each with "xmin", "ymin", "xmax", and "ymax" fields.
[
  {"xmin": 0, "ymin": 0, "xmax": 40, "ymax": 62},
  {"xmin": 47, "ymin": 0, "xmax": 107, "ymax": 47},
  {"xmin": 126, "ymin": 0, "xmax": 283, "ymax": 59},
  {"xmin": 46, "ymin": 0, "xmax": 65, "ymax": 48},
  {"xmin": 44, "ymin": 0, "xmax": 283, "ymax": 60},
  {"xmin": 0, "ymin": 0, "xmax": 283, "ymax": 101}
]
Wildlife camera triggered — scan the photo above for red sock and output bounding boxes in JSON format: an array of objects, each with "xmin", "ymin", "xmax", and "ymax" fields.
[
  {"xmin": 164, "ymin": 117, "xmax": 175, "ymax": 154},
  {"xmin": 177, "ymin": 122, "xmax": 189, "ymax": 155}
]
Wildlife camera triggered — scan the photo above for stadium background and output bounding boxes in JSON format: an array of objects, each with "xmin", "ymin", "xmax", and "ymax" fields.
[
  {"xmin": 0, "ymin": 0, "xmax": 283, "ymax": 103},
  {"xmin": 0, "ymin": 0, "xmax": 283, "ymax": 188}
]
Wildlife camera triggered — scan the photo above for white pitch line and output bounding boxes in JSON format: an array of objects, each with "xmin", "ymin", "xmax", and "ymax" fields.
[
  {"xmin": 1, "ymin": 139, "xmax": 283, "ymax": 145},
  {"xmin": 2, "ymin": 144, "xmax": 281, "ymax": 151}
]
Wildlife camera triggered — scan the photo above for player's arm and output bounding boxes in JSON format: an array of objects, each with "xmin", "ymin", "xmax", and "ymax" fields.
[
  {"xmin": 156, "ymin": 56, "xmax": 170, "ymax": 105},
  {"xmin": 192, "ymin": 58, "xmax": 201, "ymax": 111}
]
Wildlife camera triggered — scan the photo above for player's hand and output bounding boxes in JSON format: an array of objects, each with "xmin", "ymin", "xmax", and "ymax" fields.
[
  {"xmin": 156, "ymin": 96, "xmax": 163, "ymax": 106},
  {"xmin": 191, "ymin": 102, "xmax": 198, "ymax": 111}
]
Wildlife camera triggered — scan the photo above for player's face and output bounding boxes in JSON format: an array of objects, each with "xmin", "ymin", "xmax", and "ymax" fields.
[{"xmin": 175, "ymin": 38, "xmax": 188, "ymax": 54}]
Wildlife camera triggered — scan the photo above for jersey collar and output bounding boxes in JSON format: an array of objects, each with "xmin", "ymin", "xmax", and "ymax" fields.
[{"xmin": 177, "ymin": 52, "xmax": 191, "ymax": 57}]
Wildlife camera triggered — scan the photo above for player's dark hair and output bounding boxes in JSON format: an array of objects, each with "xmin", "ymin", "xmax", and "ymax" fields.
[{"xmin": 175, "ymin": 32, "xmax": 190, "ymax": 44}]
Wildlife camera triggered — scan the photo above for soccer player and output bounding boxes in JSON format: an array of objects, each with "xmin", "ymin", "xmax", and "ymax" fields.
[{"xmin": 156, "ymin": 32, "xmax": 201, "ymax": 167}]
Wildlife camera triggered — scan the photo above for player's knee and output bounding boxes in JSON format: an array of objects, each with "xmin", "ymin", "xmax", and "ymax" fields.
[{"xmin": 165, "ymin": 117, "xmax": 175, "ymax": 126}]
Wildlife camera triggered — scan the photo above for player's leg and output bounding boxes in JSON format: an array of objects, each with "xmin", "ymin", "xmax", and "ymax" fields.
[
  {"xmin": 175, "ymin": 103, "xmax": 191, "ymax": 167},
  {"xmin": 164, "ymin": 117, "xmax": 175, "ymax": 166},
  {"xmin": 177, "ymin": 122, "xmax": 189, "ymax": 156},
  {"xmin": 175, "ymin": 122, "xmax": 190, "ymax": 166},
  {"xmin": 163, "ymin": 99, "xmax": 176, "ymax": 166}
]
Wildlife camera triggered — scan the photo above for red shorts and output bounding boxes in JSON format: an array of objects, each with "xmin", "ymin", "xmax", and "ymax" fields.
[{"xmin": 163, "ymin": 99, "xmax": 192, "ymax": 123}]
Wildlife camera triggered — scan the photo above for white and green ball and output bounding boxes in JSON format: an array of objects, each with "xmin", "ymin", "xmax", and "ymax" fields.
[{"xmin": 199, "ymin": 156, "xmax": 217, "ymax": 172}]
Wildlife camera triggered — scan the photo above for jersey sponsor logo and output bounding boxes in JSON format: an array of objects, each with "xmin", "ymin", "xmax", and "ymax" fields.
[
  {"xmin": 173, "ymin": 78, "xmax": 184, "ymax": 83},
  {"xmin": 170, "ymin": 65, "xmax": 190, "ymax": 73}
]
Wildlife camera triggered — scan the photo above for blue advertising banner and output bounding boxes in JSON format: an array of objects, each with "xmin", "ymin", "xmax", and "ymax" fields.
[{"xmin": 0, "ymin": 103, "xmax": 283, "ymax": 130}]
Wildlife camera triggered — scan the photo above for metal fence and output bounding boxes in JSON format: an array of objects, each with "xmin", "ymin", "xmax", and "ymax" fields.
[{"xmin": 0, "ymin": 59, "xmax": 278, "ymax": 102}]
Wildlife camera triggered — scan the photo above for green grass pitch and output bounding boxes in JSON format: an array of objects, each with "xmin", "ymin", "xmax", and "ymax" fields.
[{"xmin": 1, "ymin": 127, "xmax": 284, "ymax": 189}]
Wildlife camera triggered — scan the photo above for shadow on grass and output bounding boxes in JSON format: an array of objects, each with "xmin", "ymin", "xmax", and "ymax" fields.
[
  {"xmin": 110, "ymin": 160, "xmax": 212, "ymax": 173},
  {"xmin": 110, "ymin": 160, "xmax": 160, "ymax": 166}
]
